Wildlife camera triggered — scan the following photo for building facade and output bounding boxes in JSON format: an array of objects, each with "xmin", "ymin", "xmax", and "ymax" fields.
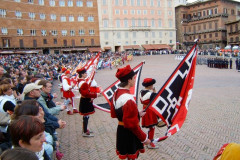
[
  {"xmin": 225, "ymin": 20, "xmax": 240, "ymax": 46},
  {"xmin": 97, "ymin": 0, "xmax": 176, "ymax": 52},
  {"xmin": 175, "ymin": 0, "xmax": 240, "ymax": 50},
  {"xmin": 0, "ymin": 0, "xmax": 100, "ymax": 54}
]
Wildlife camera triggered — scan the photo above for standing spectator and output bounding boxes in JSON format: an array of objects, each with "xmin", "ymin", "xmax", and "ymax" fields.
[
  {"xmin": 17, "ymin": 76, "xmax": 27, "ymax": 94},
  {"xmin": 236, "ymin": 58, "xmax": 238, "ymax": 70},
  {"xmin": 110, "ymin": 65, "xmax": 151, "ymax": 159},
  {"xmin": 0, "ymin": 84, "xmax": 16, "ymax": 114},
  {"xmin": 229, "ymin": 58, "xmax": 232, "ymax": 69}
]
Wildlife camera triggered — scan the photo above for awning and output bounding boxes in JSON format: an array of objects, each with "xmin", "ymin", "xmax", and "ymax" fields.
[
  {"xmin": 62, "ymin": 48, "xmax": 87, "ymax": 52},
  {"xmin": 104, "ymin": 47, "xmax": 111, "ymax": 51},
  {"xmin": 232, "ymin": 46, "xmax": 239, "ymax": 50},
  {"xmin": 0, "ymin": 51, "xmax": 14, "ymax": 54},
  {"xmin": 224, "ymin": 45, "xmax": 231, "ymax": 50},
  {"xmin": 88, "ymin": 47, "xmax": 102, "ymax": 52},
  {"xmin": 153, "ymin": 44, "xmax": 171, "ymax": 50},
  {"xmin": 15, "ymin": 50, "xmax": 41, "ymax": 54},
  {"xmin": 123, "ymin": 45, "xmax": 141, "ymax": 50},
  {"xmin": 142, "ymin": 44, "xmax": 154, "ymax": 50}
]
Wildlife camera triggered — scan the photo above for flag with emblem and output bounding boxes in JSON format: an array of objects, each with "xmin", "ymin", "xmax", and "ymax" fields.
[
  {"xmin": 94, "ymin": 61, "xmax": 144, "ymax": 113},
  {"xmin": 147, "ymin": 40, "xmax": 198, "ymax": 142}
]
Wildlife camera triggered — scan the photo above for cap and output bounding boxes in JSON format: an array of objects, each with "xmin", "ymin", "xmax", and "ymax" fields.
[
  {"xmin": 61, "ymin": 67, "xmax": 67, "ymax": 72},
  {"xmin": 77, "ymin": 68, "xmax": 86, "ymax": 75},
  {"xmin": 23, "ymin": 83, "xmax": 43, "ymax": 94},
  {"xmin": 142, "ymin": 78, "xmax": 156, "ymax": 87},
  {"xmin": 65, "ymin": 70, "xmax": 71, "ymax": 75},
  {"xmin": 115, "ymin": 65, "xmax": 135, "ymax": 82}
]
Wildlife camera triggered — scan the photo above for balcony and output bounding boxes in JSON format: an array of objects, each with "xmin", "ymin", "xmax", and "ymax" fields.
[
  {"xmin": 129, "ymin": 26, "xmax": 151, "ymax": 31},
  {"xmin": 183, "ymin": 29, "xmax": 227, "ymax": 36},
  {"xmin": 182, "ymin": 13, "xmax": 228, "ymax": 23}
]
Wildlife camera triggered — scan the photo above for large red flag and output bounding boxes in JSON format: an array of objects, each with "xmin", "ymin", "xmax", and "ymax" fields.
[
  {"xmin": 147, "ymin": 40, "xmax": 198, "ymax": 142},
  {"xmin": 94, "ymin": 61, "xmax": 144, "ymax": 113}
]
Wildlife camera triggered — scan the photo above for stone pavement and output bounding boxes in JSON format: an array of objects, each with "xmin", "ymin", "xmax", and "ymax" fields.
[{"xmin": 53, "ymin": 54, "xmax": 240, "ymax": 160}]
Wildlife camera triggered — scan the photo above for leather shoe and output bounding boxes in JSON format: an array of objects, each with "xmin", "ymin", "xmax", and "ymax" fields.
[{"xmin": 67, "ymin": 111, "xmax": 73, "ymax": 115}]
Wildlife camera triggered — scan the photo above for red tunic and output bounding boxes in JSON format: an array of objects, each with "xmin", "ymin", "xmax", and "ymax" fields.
[
  {"xmin": 140, "ymin": 90, "xmax": 158, "ymax": 128},
  {"xmin": 111, "ymin": 88, "xmax": 147, "ymax": 159}
]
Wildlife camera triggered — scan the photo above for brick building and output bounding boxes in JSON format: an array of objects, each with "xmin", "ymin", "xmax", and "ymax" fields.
[
  {"xmin": 0, "ymin": 0, "xmax": 100, "ymax": 54},
  {"xmin": 225, "ymin": 19, "xmax": 240, "ymax": 46},
  {"xmin": 175, "ymin": 0, "xmax": 240, "ymax": 50}
]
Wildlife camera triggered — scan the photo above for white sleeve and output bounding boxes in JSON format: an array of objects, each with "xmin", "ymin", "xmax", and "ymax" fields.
[{"xmin": 62, "ymin": 79, "xmax": 71, "ymax": 91}]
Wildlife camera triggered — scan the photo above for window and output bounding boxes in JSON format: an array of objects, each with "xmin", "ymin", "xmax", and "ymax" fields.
[
  {"xmin": 115, "ymin": 10, "xmax": 120, "ymax": 15},
  {"xmin": 215, "ymin": 22, "xmax": 218, "ymax": 30},
  {"xmin": 76, "ymin": 0, "xmax": 83, "ymax": 7},
  {"xmin": 198, "ymin": 12, "xmax": 201, "ymax": 17},
  {"xmin": 198, "ymin": 25, "xmax": 201, "ymax": 31},
  {"xmin": 145, "ymin": 41, "xmax": 148, "ymax": 44},
  {"xmin": 51, "ymin": 14, "xmax": 56, "ymax": 21},
  {"xmin": 19, "ymin": 39, "xmax": 24, "ymax": 47},
  {"xmin": 203, "ymin": 23, "xmax": 206, "ymax": 30},
  {"xmin": 168, "ymin": 0, "xmax": 172, "ymax": 7},
  {"xmin": 143, "ymin": 0, "xmax": 146, "ymax": 6},
  {"xmin": 138, "ymin": 19, "xmax": 141, "ymax": 26},
  {"xmin": 214, "ymin": 8, "xmax": 218, "ymax": 14},
  {"xmin": 39, "ymin": 0, "xmax": 44, "ymax": 5},
  {"xmin": 40, "ymin": 13, "xmax": 45, "ymax": 20},
  {"xmin": 152, "ymin": 31, "xmax": 155, "ymax": 38},
  {"xmin": 54, "ymin": 39, "xmax": 57, "ymax": 44},
  {"xmin": 133, "ymin": 41, "xmax": 136, "ymax": 44},
  {"xmin": 204, "ymin": 34, "xmax": 206, "ymax": 38},
  {"xmin": 103, "ymin": 0, "xmax": 107, "ymax": 5},
  {"xmin": 104, "ymin": 32, "xmax": 108, "ymax": 39},
  {"xmin": 150, "ymin": 0, "xmax": 154, "ymax": 6},
  {"xmin": 72, "ymin": 39, "xmax": 75, "ymax": 46},
  {"xmin": 81, "ymin": 39, "xmax": 84, "ymax": 44},
  {"xmin": 131, "ymin": 0, "xmax": 134, "ymax": 6},
  {"xmin": 117, "ymin": 32, "xmax": 121, "ymax": 38},
  {"xmin": 132, "ymin": 18, "xmax": 135, "ymax": 27},
  {"xmin": 1, "ymin": 27, "xmax": 8, "ymax": 35},
  {"xmin": 103, "ymin": 10, "xmax": 107, "ymax": 14},
  {"xmin": 209, "ymin": 22, "xmax": 212, "ymax": 29},
  {"xmin": 15, "ymin": 11, "xmax": 22, "ymax": 18},
  {"xmin": 144, "ymin": 19, "xmax": 148, "ymax": 26},
  {"xmin": 59, "ymin": 0, "xmax": 65, "ymax": 6},
  {"xmin": 157, "ymin": 10, "xmax": 161, "ymax": 15},
  {"xmin": 125, "ymin": 41, "xmax": 128, "ymax": 45},
  {"xmin": 158, "ymin": 19, "xmax": 162, "ymax": 27},
  {"xmin": 89, "ymin": 29, "xmax": 94, "ymax": 35},
  {"xmin": 151, "ymin": 19, "xmax": 155, "ymax": 27},
  {"xmin": 168, "ymin": 19, "xmax": 173, "ymax": 27},
  {"xmin": 78, "ymin": 15, "xmax": 84, "ymax": 22},
  {"xmin": 61, "ymin": 15, "xmax": 66, "ymax": 22},
  {"xmin": 51, "ymin": 30, "xmax": 57, "ymax": 36},
  {"xmin": 157, "ymin": 0, "xmax": 161, "ymax": 6},
  {"xmin": 68, "ymin": 0, "xmax": 73, "ymax": 6},
  {"xmin": 69, "ymin": 15, "xmax": 74, "ymax": 22},
  {"xmin": 15, "ymin": 0, "xmax": 21, "ymax": 2},
  {"xmin": 43, "ymin": 39, "xmax": 47, "ymax": 44},
  {"xmin": 131, "ymin": 10, "xmax": 135, "ymax": 15},
  {"xmin": 124, "ymin": 19, "xmax": 128, "ymax": 27},
  {"xmin": 29, "ymin": 12, "xmax": 35, "ymax": 20},
  {"xmin": 137, "ymin": 10, "xmax": 141, "ymax": 15},
  {"xmin": 49, "ymin": 0, "xmax": 55, "ymax": 6},
  {"xmin": 145, "ymin": 32, "xmax": 148, "ymax": 38},
  {"xmin": 63, "ymin": 40, "xmax": 67, "ymax": 46},
  {"xmin": 79, "ymin": 29, "xmax": 85, "ymax": 35},
  {"xmin": 151, "ymin": 10, "xmax": 154, "ymax": 15},
  {"xmin": 123, "ymin": 10, "xmax": 128, "ymax": 15},
  {"xmin": 123, "ymin": 0, "xmax": 127, "ymax": 6},
  {"xmin": 28, "ymin": 0, "xmax": 33, "ymax": 4},
  {"xmin": 170, "ymin": 40, "xmax": 172, "ymax": 43},
  {"xmin": 17, "ymin": 29, "xmax": 23, "ymax": 36},
  {"xmin": 41, "ymin": 30, "xmax": 46, "ymax": 36},
  {"xmin": 170, "ymin": 31, "xmax": 173, "ymax": 37},
  {"xmin": 209, "ymin": 9, "xmax": 212, "ymax": 15},
  {"xmin": 143, "ymin": 10, "xmax": 147, "ymax": 15},
  {"xmin": 223, "ymin": 8, "xmax": 227, "ymax": 14},
  {"xmin": 33, "ymin": 40, "xmax": 37, "ymax": 47},
  {"xmin": 115, "ymin": 0, "xmax": 119, "ymax": 6},
  {"xmin": 231, "ymin": 9, "xmax": 235, "ymax": 15},
  {"xmin": 137, "ymin": 0, "xmax": 140, "ymax": 6},
  {"xmin": 215, "ymin": 33, "xmax": 218, "ymax": 37},
  {"xmin": 116, "ymin": 19, "xmax": 120, "ymax": 28},
  {"xmin": 62, "ymin": 30, "xmax": 67, "ymax": 36},
  {"xmin": 103, "ymin": 19, "xmax": 108, "ymax": 27},
  {"xmin": 133, "ymin": 31, "xmax": 137, "ymax": 38},
  {"xmin": 88, "ymin": 15, "xmax": 94, "ymax": 22},
  {"xmin": 168, "ymin": 11, "xmax": 172, "ymax": 16},
  {"xmin": 105, "ymin": 41, "xmax": 108, "ymax": 45},
  {"xmin": 236, "ymin": 37, "xmax": 239, "ymax": 42},
  {"xmin": 159, "ymin": 31, "xmax": 162, "ymax": 38},
  {"xmin": 125, "ymin": 32, "xmax": 128, "ymax": 38},
  {"xmin": 152, "ymin": 41, "xmax": 155, "ymax": 44},
  {"xmin": 91, "ymin": 39, "xmax": 94, "ymax": 45},
  {"xmin": 236, "ymin": 24, "xmax": 238, "ymax": 32},
  {"xmin": 30, "ymin": 29, "xmax": 36, "ymax": 36},
  {"xmin": 203, "ymin": 11, "xmax": 206, "ymax": 16},
  {"xmin": 0, "ymin": 9, "xmax": 6, "ymax": 17},
  {"xmin": 87, "ymin": 1, "xmax": 93, "ymax": 7}
]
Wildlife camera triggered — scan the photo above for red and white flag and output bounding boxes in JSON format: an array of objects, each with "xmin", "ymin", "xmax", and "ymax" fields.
[
  {"xmin": 148, "ymin": 41, "xmax": 198, "ymax": 142},
  {"xmin": 94, "ymin": 61, "xmax": 144, "ymax": 113}
]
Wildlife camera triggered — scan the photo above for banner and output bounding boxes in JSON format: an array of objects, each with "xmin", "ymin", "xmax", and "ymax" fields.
[{"xmin": 147, "ymin": 40, "xmax": 198, "ymax": 142}]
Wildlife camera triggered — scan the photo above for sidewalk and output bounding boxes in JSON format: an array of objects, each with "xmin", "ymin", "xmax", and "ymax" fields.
[{"xmin": 54, "ymin": 54, "xmax": 240, "ymax": 160}]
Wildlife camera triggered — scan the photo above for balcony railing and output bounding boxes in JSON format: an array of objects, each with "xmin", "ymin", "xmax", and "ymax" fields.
[
  {"xmin": 182, "ymin": 13, "xmax": 228, "ymax": 23},
  {"xmin": 129, "ymin": 26, "xmax": 151, "ymax": 31}
]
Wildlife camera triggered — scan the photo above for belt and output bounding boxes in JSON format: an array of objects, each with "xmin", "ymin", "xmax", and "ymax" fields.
[{"xmin": 118, "ymin": 121, "xmax": 124, "ymax": 126}]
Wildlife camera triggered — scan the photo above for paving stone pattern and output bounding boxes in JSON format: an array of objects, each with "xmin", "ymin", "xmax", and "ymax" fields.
[{"xmin": 53, "ymin": 55, "xmax": 240, "ymax": 160}]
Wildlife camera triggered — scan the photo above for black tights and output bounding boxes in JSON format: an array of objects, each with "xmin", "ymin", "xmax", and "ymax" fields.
[{"xmin": 83, "ymin": 116, "xmax": 89, "ymax": 133}]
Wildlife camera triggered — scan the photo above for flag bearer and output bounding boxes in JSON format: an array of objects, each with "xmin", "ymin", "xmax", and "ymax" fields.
[{"xmin": 110, "ymin": 65, "xmax": 151, "ymax": 159}]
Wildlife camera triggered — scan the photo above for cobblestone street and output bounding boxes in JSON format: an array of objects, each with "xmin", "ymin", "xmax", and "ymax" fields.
[{"xmin": 53, "ymin": 54, "xmax": 240, "ymax": 160}]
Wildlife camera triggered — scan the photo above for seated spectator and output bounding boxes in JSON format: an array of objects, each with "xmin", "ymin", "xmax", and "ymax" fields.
[
  {"xmin": 17, "ymin": 76, "xmax": 27, "ymax": 94},
  {"xmin": 22, "ymin": 83, "xmax": 66, "ymax": 133},
  {"xmin": 11, "ymin": 100, "xmax": 55, "ymax": 159},
  {"xmin": 38, "ymin": 80, "xmax": 66, "ymax": 116},
  {"xmin": 9, "ymin": 115, "xmax": 50, "ymax": 160},
  {"xmin": 0, "ymin": 84, "xmax": 16, "ymax": 114},
  {"xmin": 0, "ymin": 147, "xmax": 38, "ymax": 160}
]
